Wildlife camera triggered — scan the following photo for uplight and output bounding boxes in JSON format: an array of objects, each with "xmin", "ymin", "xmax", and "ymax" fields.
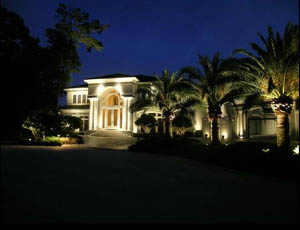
[{"xmin": 293, "ymin": 145, "xmax": 299, "ymax": 155}]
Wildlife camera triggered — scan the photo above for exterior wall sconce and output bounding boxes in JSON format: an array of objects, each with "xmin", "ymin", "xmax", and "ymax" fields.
[
  {"xmin": 205, "ymin": 134, "xmax": 208, "ymax": 139},
  {"xmin": 222, "ymin": 135, "xmax": 225, "ymax": 140}
]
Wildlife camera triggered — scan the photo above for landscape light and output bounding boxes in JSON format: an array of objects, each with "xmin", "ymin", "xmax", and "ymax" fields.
[{"xmin": 293, "ymin": 145, "xmax": 299, "ymax": 155}]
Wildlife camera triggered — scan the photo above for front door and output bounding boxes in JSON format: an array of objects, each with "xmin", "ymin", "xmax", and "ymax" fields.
[{"xmin": 107, "ymin": 109, "xmax": 118, "ymax": 128}]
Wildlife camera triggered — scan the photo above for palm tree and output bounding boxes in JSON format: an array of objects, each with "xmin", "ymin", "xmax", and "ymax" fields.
[
  {"xmin": 130, "ymin": 70, "xmax": 197, "ymax": 138},
  {"xmin": 180, "ymin": 52, "xmax": 244, "ymax": 144},
  {"xmin": 233, "ymin": 22, "xmax": 299, "ymax": 151}
]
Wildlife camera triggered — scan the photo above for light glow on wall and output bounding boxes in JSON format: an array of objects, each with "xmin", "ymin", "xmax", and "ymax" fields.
[
  {"xmin": 97, "ymin": 85, "xmax": 104, "ymax": 94},
  {"xmin": 115, "ymin": 84, "xmax": 123, "ymax": 95},
  {"xmin": 194, "ymin": 124, "xmax": 201, "ymax": 131},
  {"xmin": 222, "ymin": 133, "xmax": 227, "ymax": 139}
]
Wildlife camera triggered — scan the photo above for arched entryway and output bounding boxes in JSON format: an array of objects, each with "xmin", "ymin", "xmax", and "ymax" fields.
[{"xmin": 100, "ymin": 89, "xmax": 124, "ymax": 130}]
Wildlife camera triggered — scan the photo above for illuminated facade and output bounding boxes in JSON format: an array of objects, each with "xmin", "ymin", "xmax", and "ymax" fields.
[
  {"xmin": 60, "ymin": 74, "xmax": 157, "ymax": 133},
  {"xmin": 61, "ymin": 73, "xmax": 299, "ymax": 140}
]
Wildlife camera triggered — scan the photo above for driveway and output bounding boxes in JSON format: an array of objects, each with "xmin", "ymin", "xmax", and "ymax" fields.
[
  {"xmin": 1, "ymin": 145, "xmax": 299, "ymax": 224},
  {"xmin": 81, "ymin": 135, "xmax": 137, "ymax": 150}
]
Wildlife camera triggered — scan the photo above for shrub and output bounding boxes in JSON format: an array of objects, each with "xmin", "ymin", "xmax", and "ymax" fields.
[
  {"xmin": 194, "ymin": 130, "xmax": 203, "ymax": 137},
  {"xmin": 135, "ymin": 113, "xmax": 158, "ymax": 133},
  {"xmin": 19, "ymin": 127, "xmax": 35, "ymax": 140},
  {"xmin": 173, "ymin": 115, "xmax": 193, "ymax": 135},
  {"xmin": 42, "ymin": 136, "xmax": 62, "ymax": 144}
]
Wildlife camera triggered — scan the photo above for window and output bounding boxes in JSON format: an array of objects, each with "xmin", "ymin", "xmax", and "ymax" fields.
[
  {"xmin": 78, "ymin": 95, "xmax": 81, "ymax": 103},
  {"xmin": 108, "ymin": 95, "xmax": 119, "ymax": 106},
  {"xmin": 73, "ymin": 95, "xmax": 77, "ymax": 104},
  {"xmin": 82, "ymin": 95, "xmax": 87, "ymax": 103}
]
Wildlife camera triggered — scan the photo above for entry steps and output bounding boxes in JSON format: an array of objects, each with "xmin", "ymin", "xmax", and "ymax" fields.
[{"xmin": 87, "ymin": 130, "xmax": 132, "ymax": 137}]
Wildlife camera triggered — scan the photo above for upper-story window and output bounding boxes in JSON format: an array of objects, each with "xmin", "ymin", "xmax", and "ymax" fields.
[
  {"xmin": 108, "ymin": 95, "xmax": 119, "ymax": 106},
  {"xmin": 73, "ymin": 95, "xmax": 77, "ymax": 104},
  {"xmin": 72, "ymin": 94, "xmax": 88, "ymax": 104}
]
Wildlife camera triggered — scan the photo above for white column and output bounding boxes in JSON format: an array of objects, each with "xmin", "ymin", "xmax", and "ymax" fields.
[
  {"xmin": 239, "ymin": 110, "xmax": 243, "ymax": 137},
  {"xmin": 128, "ymin": 98, "xmax": 133, "ymax": 131},
  {"xmin": 125, "ymin": 98, "xmax": 129, "ymax": 131},
  {"xmin": 105, "ymin": 109, "xmax": 108, "ymax": 128},
  {"xmin": 99, "ymin": 107, "xmax": 103, "ymax": 129},
  {"xmin": 122, "ymin": 106, "xmax": 126, "ymax": 131},
  {"xmin": 117, "ymin": 109, "xmax": 120, "ymax": 128},
  {"xmin": 98, "ymin": 100, "xmax": 101, "ymax": 129},
  {"xmin": 93, "ymin": 100, "xmax": 98, "ymax": 130},
  {"xmin": 89, "ymin": 99, "xmax": 94, "ymax": 130}
]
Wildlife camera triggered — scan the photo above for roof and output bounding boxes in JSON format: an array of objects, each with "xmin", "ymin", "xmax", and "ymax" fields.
[
  {"xmin": 65, "ymin": 84, "xmax": 88, "ymax": 89},
  {"xmin": 60, "ymin": 105, "xmax": 90, "ymax": 110},
  {"xmin": 85, "ymin": 73, "xmax": 156, "ymax": 82}
]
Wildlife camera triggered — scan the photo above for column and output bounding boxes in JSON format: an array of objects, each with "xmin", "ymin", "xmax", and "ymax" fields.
[
  {"xmin": 238, "ymin": 110, "xmax": 243, "ymax": 137},
  {"xmin": 89, "ymin": 99, "xmax": 94, "ymax": 130},
  {"xmin": 93, "ymin": 99, "xmax": 98, "ymax": 130},
  {"xmin": 122, "ymin": 106, "xmax": 126, "ymax": 131},
  {"xmin": 99, "ymin": 106, "xmax": 103, "ymax": 129},
  {"xmin": 128, "ymin": 98, "xmax": 132, "ymax": 131},
  {"xmin": 117, "ymin": 109, "xmax": 120, "ymax": 128},
  {"xmin": 125, "ymin": 98, "xmax": 129, "ymax": 131}
]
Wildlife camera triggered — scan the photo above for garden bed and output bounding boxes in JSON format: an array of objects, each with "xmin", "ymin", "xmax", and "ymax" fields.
[
  {"xmin": 129, "ymin": 136, "xmax": 299, "ymax": 180},
  {"xmin": 18, "ymin": 136, "xmax": 84, "ymax": 147}
]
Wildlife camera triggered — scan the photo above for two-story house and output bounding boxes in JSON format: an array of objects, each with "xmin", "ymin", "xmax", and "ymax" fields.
[{"xmin": 60, "ymin": 73, "xmax": 299, "ymax": 141}]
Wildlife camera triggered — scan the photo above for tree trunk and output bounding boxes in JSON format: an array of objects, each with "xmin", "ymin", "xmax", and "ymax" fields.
[
  {"xmin": 276, "ymin": 113, "xmax": 290, "ymax": 151},
  {"xmin": 169, "ymin": 120, "xmax": 173, "ymax": 138},
  {"xmin": 211, "ymin": 117, "xmax": 220, "ymax": 145},
  {"xmin": 163, "ymin": 120, "xmax": 166, "ymax": 136}
]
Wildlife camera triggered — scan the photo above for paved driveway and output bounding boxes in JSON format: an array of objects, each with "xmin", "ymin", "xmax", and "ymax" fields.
[
  {"xmin": 81, "ymin": 135, "xmax": 137, "ymax": 150},
  {"xmin": 1, "ymin": 145, "xmax": 299, "ymax": 224}
]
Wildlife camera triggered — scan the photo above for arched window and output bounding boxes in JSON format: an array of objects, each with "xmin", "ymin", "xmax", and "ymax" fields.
[
  {"xmin": 73, "ymin": 95, "xmax": 77, "ymax": 104},
  {"xmin": 107, "ymin": 95, "xmax": 119, "ymax": 106}
]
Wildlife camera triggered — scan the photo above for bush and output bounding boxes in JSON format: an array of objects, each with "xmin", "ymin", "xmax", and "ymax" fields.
[
  {"xmin": 22, "ymin": 112, "xmax": 82, "ymax": 138},
  {"xmin": 129, "ymin": 139, "xmax": 299, "ymax": 180},
  {"xmin": 194, "ymin": 130, "xmax": 203, "ymax": 137},
  {"xmin": 135, "ymin": 113, "xmax": 158, "ymax": 133},
  {"xmin": 173, "ymin": 115, "xmax": 193, "ymax": 135},
  {"xmin": 42, "ymin": 136, "xmax": 62, "ymax": 144},
  {"xmin": 184, "ymin": 131, "xmax": 194, "ymax": 137},
  {"xmin": 19, "ymin": 127, "xmax": 34, "ymax": 140}
]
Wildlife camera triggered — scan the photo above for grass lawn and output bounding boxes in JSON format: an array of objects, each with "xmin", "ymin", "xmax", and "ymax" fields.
[{"xmin": 129, "ymin": 136, "xmax": 299, "ymax": 180}]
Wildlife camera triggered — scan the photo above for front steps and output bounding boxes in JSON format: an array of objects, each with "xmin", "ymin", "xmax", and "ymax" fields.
[{"xmin": 88, "ymin": 130, "xmax": 132, "ymax": 137}]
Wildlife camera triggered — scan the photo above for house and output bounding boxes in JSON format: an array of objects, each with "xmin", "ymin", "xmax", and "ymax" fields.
[{"xmin": 60, "ymin": 73, "xmax": 299, "ymax": 141}]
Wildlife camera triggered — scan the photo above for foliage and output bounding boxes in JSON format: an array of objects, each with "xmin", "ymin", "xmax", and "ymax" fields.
[
  {"xmin": 23, "ymin": 112, "xmax": 82, "ymax": 137},
  {"xmin": 194, "ymin": 130, "xmax": 203, "ymax": 137},
  {"xmin": 0, "ymin": 5, "xmax": 108, "ymax": 139},
  {"xmin": 232, "ymin": 22, "xmax": 299, "ymax": 150},
  {"xmin": 135, "ymin": 113, "xmax": 157, "ymax": 133},
  {"xmin": 173, "ymin": 115, "xmax": 193, "ymax": 135},
  {"xmin": 129, "ymin": 138, "xmax": 299, "ymax": 180},
  {"xmin": 0, "ymin": 6, "xmax": 43, "ymax": 139},
  {"xmin": 180, "ymin": 52, "xmax": 245, "ymax": 143},
  {"xmin": 130, "ymin": 69, "xmax": 198, "ymax": 137},
  {"xmin": 43, "ymin": 3, "xmax": 109, "ymax": 109},
  {"xmin": 233, "ymin": 22, "xmax": 299, "ymax": 102}
]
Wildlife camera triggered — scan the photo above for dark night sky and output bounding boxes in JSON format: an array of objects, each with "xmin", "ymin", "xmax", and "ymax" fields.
[{"xmin": 4, "ymin": 0, "xmax": 299, "ymax": 87}]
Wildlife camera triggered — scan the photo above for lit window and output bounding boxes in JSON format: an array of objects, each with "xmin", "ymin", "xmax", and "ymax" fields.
[
  {"xmin": 78, "ymin": 95, "xmax": 81, "ymax": 103},
  {"xmin": 73, "ymin": 95, "xmax": 77, "ymax": 104},
  {"xmin": 108, "ymin": 95, "xmax": 119, "ymax": 106}
]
